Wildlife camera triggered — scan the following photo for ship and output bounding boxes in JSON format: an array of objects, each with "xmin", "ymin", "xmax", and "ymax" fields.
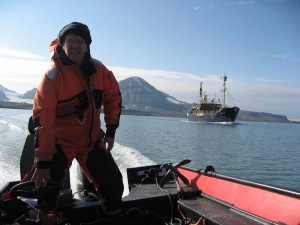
[{"xmin": 187, "ymin": 75, "xmax": 240, "ymax": 123}]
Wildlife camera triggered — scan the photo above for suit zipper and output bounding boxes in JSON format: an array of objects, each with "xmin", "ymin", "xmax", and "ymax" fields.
[
  {"xmin": 80, "ymin": 70, "xmax": 94, "ymax": 147},
  {"xmin": 88, "ymin": 79, "xmax": 94, "ymax": 147}
]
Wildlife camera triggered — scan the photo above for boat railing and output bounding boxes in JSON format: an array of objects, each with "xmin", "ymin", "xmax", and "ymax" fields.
[{"xmin": 181, "ymin": 165, "xmax": 300, "ymax": 199}]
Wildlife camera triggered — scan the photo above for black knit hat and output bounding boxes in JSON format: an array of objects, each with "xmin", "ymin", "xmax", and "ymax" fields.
[{"xmin": 58, "ymin": 22, "xmax": 92, "ymax": 46}]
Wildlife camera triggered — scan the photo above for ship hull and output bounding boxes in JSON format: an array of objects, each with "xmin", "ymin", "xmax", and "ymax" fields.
[{"xmin": 187, "ymin": 106, "xmax": 240, "ymax": 123}]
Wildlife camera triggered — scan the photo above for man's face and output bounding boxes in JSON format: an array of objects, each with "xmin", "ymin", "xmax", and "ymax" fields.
[{"xmin": 63, "ymin": 33, "xmax": 87, "ymax": 65}]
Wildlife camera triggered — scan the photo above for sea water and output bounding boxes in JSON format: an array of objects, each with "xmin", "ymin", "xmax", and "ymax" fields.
[{"xmin": 1, "ymin": 108, "xmax": 300, "ymax": 196}]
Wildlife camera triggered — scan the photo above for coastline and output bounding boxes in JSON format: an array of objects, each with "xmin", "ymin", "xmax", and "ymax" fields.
[
  {"xmin": 1, "ymin": 101, "xmax": 299, "ymax": 124},
  {"xmin": 0, "ymin": 101, "xmax": 32, "ymax": 110}
]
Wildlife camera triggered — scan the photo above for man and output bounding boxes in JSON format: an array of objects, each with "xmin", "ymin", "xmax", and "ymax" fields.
[{"xmin": 31, "ymin": 22, "xmax": 123, "ymax": 222}]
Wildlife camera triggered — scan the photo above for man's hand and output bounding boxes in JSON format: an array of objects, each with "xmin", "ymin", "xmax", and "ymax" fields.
[
  {"xmin": 100, "ymin": 137, "xmax": 115, "ymax": 154},
  {"xmin": 31, "ymin": 168, "xmax": 50, "ymax": 188}
]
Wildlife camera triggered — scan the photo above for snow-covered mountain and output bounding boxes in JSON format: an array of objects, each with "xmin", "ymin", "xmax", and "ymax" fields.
[
  {"xmin": 3, "ymin": 91, "xmax": 34, "ymax": 104},
  {"xmin": 0, "ymin": 77, "xmax": 190, "ymax": 113},
  {"xmin": 119, "ymin": 76, "xmax": 190, "ymax": 113},
  {"xmin": 0, "ymin": 85, "xmax": 34, "ymax": 104}
]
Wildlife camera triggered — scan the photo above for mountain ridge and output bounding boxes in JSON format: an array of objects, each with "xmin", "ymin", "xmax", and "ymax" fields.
[{"xmin": 119, "ymin": 76, "xmax": 189, "ymax": 113}]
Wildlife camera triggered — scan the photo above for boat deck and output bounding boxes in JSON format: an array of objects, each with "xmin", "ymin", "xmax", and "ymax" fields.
[
  {"xmin": 123, "ymin": 179, "xmax": 269, "ymax": 225},
  {"xmin": 178, "ymin": 197, "xmax": 271, "ymax": 225},
  {"xmin": 122, "ymin": 182, "xmax": 181, "ymax": 218}
]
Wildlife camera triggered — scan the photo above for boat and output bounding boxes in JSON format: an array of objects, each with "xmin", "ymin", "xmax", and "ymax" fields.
[
  {"xmin": 1, "ymin": 161, "xmax": 300, "ymax": 225},
  {"xmin": 187, "ymin": 75, "xmax": 240, "ymax": 123},
  {"xmin": 1, "ymin": 120, "xmax": 300, "ymax": 225}
]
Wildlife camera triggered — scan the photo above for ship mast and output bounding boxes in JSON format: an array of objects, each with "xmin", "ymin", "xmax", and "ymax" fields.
[
  {"xmin": 200, "ymin": 82, "xmax": 203, "ymax": 98},
  {"xmin": 221, "ymin": 75, "xmax": 227, "ymax": 107},
  {"xmin": 199, "ymin": 82, "xmax": 203, "ymax": 103}
]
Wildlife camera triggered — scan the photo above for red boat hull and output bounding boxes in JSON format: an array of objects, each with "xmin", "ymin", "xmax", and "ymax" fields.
[{"xmin": 178, "ymin": 167, "xmax": 300, "ymax": 225}]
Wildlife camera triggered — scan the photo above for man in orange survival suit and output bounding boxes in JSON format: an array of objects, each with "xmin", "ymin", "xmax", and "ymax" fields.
[{"xmin": 31, "ymin": 22, "xmax": 123, "ymax": 223}]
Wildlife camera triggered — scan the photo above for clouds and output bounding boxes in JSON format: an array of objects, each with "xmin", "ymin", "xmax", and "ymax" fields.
[
  {"xmin": 0, "ymin": 46, "xmax": 45, "ymax": 60},
  {"xmin": 256, "ymin": 51, "xmax": 298, "ymax": 63},
  {"xmin": 238, "ymin": 0, "xmax": 287, "ymax": 5},
  {"xmin": 108, "ymin": 66, "xmax": 300, "ymax": 119},
  {"xmin": 0, "ymin": 47, "xmax": 49, "ymax": 92},
  {"xmin": 229, "ymin": 79, "xmax": 300, "ymax": 118},
  {"xmin": 238, "ymin": 0, "xmax": 256, "ymax": 5},
  {"xmin": 1, "ymin": 46, "xmax": 299, "ymax": 119}
]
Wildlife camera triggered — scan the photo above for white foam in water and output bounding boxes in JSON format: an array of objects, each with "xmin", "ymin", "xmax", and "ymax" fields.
[
  {"xmin": 0, "ymin": 119, "xmax": 25, "ymax": 132},
  {"xmin": 69, "ymin": 142, "xmax": 155, "ymax": 197},
  {"xmin": 0, "ymin": 117, "xmax": 154, "ymax": 196},
  {"xmin": 0, "ymin": 139, "xmax": 154, "ymax": 197},
  {"xmin": 0, "ymin": 119, "xmax": 27, "ymax": 186},
  {"xmin": 0, "ymin": 162, "xmax": 20, "ymax": 185}
]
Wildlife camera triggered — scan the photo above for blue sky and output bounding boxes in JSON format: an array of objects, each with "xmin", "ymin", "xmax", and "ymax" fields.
[{"xmin": 0, "ymin": 0, "xmax": 299, "ymax": 119}]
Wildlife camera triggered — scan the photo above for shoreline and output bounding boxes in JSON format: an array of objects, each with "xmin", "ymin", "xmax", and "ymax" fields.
[{"xmin": 1, "ymin": 101, "xmax": 299, "ymax": 124}]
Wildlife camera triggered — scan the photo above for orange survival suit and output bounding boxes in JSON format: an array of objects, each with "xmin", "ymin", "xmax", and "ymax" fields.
[{"xmin": 32, "ymin": 39, "xmax": 123, "ymax": 211}]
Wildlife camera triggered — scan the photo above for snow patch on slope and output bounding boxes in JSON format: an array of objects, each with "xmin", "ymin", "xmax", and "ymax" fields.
[
  {"xmin": 132, "ymin": 76, "xmax": 152, "ymax": 92},
  {"xmin": 4, "ymin": 91, "xmax": 33, "ymax": 104},
  {"xmin": 166, "ymin": 97, "xmax": 185, "ymax": 105}
]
